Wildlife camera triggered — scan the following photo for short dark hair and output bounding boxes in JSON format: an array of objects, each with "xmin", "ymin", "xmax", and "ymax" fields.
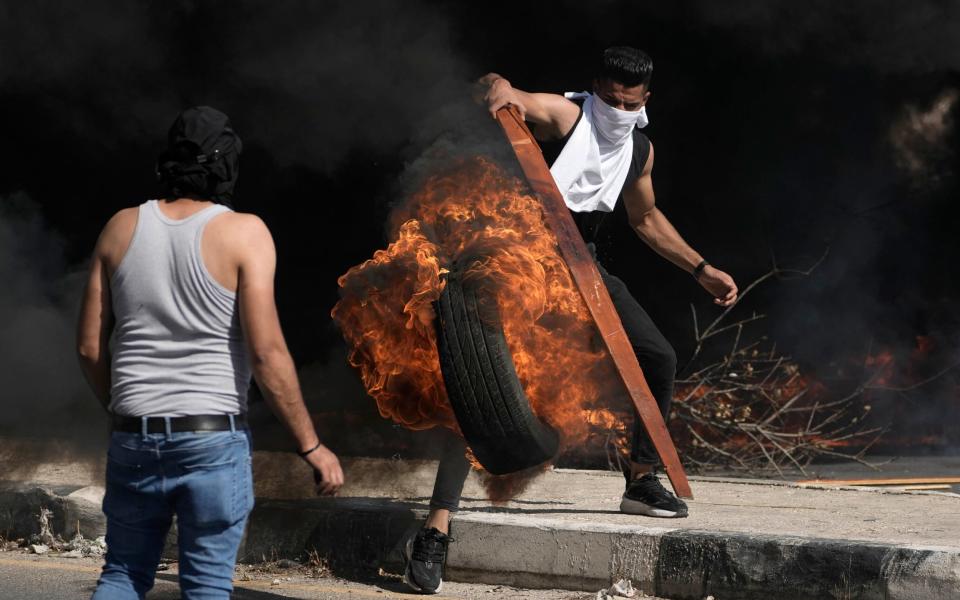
[{"xmin": 598, "ymin": 46, "xmax": 653, "ymax": 88}]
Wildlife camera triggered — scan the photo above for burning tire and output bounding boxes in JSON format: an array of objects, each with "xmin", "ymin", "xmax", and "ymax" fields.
[{"xmin": 434, "ymin": 271, "xmax": 560, "ymax": 475}]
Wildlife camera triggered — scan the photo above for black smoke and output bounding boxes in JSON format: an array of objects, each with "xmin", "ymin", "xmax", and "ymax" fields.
[
  {"xmin": 0, "ymin": 195, "xmax": 109, "ymax": 474},
  {"xmin": 0, "ymin": 1, "xmax": 957, "ymax": 459},
  {"xmin": 0, "ymin": 0, "xmax": 477, "ymax": 461}
]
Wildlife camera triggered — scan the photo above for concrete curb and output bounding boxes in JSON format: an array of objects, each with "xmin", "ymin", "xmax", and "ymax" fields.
[
  {"xmin": 3, "ymin": 481, "xmax": 958, "ymax": 599},
  {"xmin": 242, "ymin": 496, "xmax": 960, "ymax": 600},
  {"xmin": 0, "ymin": 482, "xmax": 105, "ymax": 541}
]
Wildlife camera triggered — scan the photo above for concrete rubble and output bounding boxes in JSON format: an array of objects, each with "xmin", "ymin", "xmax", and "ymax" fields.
[
  {"xmin": 61, "ymin": 533, "xmax": 107, "ymax": 558},
  {"xmin": 596, "ymin": 578, "xmax": 637, "ymax": 599},
  {"xmin": 1, "ymin": 453, "xmax": 958, "ymax": 599},
  {"xmin": 28, "ymin": 544, "xmax": 49, "ymax": 555},
  {"xmin": 8, "ymin": 502, "xmax": 107, "ymax": 560}
]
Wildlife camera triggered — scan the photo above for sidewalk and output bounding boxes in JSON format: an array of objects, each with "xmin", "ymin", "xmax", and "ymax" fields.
[{"xmin": 2, "ymin": 453, "xmax": 958, "ymax": 599}]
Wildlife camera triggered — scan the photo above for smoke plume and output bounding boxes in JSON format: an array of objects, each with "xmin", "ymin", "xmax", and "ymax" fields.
[
  {"xmin": 0, "ymin": 0, "xmax": 477, "ymax": 469},
  {"xmin": 665, "ymin": 1, "xmax": 960, "ymax": 72},
  {"xmin": 1, "ymin": 1, "xmax": 958, "ymax": 467},
  {"xmin": 889, "ymin": 88, "xmax": 958, "ymax": 187},
  {"xmin": 0, "ymin": 195, "xmax": 107, "ymax": 476},
  {"xmin": 0, "ymin": 1, "xmax": 471, "ymax": 172}
]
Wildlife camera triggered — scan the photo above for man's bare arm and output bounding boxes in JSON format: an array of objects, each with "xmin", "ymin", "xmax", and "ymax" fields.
[
  {"xmin": 477, "ymin": 73, "xmax": 580, "ymax": 139},
  {"xmin": 76, "ymin": 238, "xmax": 113, "ymax": 410},
  {"xmin": 237, "ymin": 216, "xmax": 344, "ymax": 494},
  {"xmin": 76, "ymin": 208, "xmax": 139, "ymax": 410},
  {"xmin": 623, "ymin": 144, "xmax": 739, "ymax": 307}
]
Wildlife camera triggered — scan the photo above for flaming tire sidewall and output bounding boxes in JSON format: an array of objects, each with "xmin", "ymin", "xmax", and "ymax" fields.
[{"xmin": 434, "ymin": 271, "xmax": 559, "ymax": 475}]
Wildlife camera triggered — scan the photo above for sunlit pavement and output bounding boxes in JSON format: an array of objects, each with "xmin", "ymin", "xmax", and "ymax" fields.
[
  {"xmin": 0, "ymin": 552, "xmax": 624, "ymax": 600},
  {"xmin": 2, "ymin": 450, "xmax": 959, "ymax": 598}
]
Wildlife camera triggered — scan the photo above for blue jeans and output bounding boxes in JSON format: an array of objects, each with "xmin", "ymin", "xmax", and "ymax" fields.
[{"xmin": 92, "ymin": 423, "xmax": 254, "ymax": 600}]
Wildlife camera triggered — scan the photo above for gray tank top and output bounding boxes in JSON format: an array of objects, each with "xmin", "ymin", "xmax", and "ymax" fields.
[{"xmin": 109, "ymin": 200, "xmax": 252, "ymax": 416}]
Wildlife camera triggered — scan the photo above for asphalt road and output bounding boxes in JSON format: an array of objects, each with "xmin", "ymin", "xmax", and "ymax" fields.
[{"xmin": 0, "ymin": 552, "xmax": 643, "ymax": 599}]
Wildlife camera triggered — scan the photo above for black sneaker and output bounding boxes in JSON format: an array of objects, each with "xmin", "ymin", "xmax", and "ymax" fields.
[
  {"xmin": 403, "ymin": 527, "xmax": 452, "ymax": 594},
  {"xmin": 620, "ymin": 471, "xmax": 689, "ymax": 518}
]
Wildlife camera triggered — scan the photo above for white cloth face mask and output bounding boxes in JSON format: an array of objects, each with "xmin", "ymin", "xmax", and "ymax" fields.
[{"xmin": 590, "ymin": 93, "xmax": 649, "ymax": 143}]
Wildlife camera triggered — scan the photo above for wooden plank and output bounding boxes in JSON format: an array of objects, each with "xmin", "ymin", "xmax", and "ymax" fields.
[
  {"xmin": 797, "ymin": 477, "xmax": 960, "ymax": 487},
  {"xmin": 495, "ymin": 105, "xmax": 693, "ymax": 499}
]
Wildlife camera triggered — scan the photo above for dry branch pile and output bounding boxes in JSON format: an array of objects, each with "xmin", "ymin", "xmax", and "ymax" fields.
[
  {"xmin": 583, "ymin": 254, "xmax": 894, "ymax": 477},
  {"xmin": 672, "ymin": 334, "xmax": 883, "ymax": 476},
  {"xmin": 671, "ymin": 256, "xmax": 885, "ymax": 475}
]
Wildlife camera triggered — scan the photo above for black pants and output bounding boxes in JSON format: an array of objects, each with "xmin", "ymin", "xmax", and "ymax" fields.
[{"xmin": 429, "ymin": 260, "xmax": 677, "ymax": 512}]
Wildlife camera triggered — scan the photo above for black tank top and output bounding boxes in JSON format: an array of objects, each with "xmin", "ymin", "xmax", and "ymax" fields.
[{"xmin": 535, "ymin": 100, "xmax": 651, "ymax": 243}]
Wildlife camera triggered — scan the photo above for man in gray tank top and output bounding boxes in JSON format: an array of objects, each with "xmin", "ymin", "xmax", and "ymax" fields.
[{"xmin": 77, "ymin": 106, "xmax": 344, "ymax": 600}]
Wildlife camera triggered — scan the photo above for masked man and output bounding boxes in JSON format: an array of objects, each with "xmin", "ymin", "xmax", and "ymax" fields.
[
  {"xmin": 401, "ymin": 47, "xmax": 738, "ymax": 595},
  {"xmin": 77, "ymin": 106, "xmax": 344, "ymax": 599}
]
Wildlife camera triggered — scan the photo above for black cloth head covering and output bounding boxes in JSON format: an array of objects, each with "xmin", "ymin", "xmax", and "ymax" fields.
[{"xmin": 157, "ymin": 106, "xmax": 242, "ymax": 207}]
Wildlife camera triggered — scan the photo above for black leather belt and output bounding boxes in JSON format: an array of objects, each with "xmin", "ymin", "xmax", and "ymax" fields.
[{"xmin": 111, "ymin": 414, "xmax": 247, "ymax": 433}]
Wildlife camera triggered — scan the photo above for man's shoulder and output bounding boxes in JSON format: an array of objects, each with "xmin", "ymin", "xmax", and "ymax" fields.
[
  {"xmin": 211, "ymin": 210, "xmax": 270, "ymax": 236},
  {"xmin": 206, "ymin": 211, "xmax": 274, "ymax": 258},
  {"xmin": 104, "ymin": 205, "xmax": 140, "ymax": 231},
  {"xmin": 632, "ymin": 130, "xmax": 652, "ymax": 166},
  {"xmin": 94, "ymin": 205, "xmax": 142, "ymax": 272},
  {"xmin": 98, "ymin": 206, "xmax": 140, "ymax": 250}
]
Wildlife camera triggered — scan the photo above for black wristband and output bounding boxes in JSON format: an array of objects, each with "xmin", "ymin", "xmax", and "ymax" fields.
[
  {"xmin": 693, "ymin": 260, "xmax": 709, "ymax": 280},
  {"xmin": 297, "ymin": 440, "xmax": 322, "ymax": 458}
]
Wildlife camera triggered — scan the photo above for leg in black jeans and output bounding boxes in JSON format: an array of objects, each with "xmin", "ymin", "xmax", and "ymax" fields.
[
  {"xmin": 408, "ymin": 430, "xmax": 468, "ymax": 593},
  {"xmin": 429, "ymin": 431, "xmax": 471, "ymax": 513},
  {"xmin": 595, "ymin": 261, "xmax": 677, "ymax": 465}
]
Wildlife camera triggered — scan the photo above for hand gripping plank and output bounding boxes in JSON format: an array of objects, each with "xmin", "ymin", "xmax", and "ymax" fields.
[{"xmin": 495, "ymin": 105, "xmax": 692, "ymax": 499}]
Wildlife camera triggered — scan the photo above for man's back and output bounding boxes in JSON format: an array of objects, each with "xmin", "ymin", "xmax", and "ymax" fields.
[
  {"xmin": 107, "ymin": 199, "xmax": 251, "ymax": 417},
  {"xmin": 100, "ymin": 200, "xmax": 262, "ymax": 298}
]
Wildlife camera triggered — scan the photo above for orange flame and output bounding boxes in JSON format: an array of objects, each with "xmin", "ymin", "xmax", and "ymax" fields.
[
  {"xmin": 862, "ymin": 335, "xmax": 938, "ymax": 388},
  {"xmin": 332, "ymin": 157, "xmax": 617, "ymax": 457},
  {"xmin": 331, "ymin": 219, "xmax": 451, "ymax": 430}
]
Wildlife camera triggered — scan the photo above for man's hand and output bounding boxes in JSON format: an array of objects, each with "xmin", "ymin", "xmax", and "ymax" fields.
[
  {"xmin": 698, "ymin": 266, "xmax": 738, "ymax": 307},
  {"xmin": 303, "ymin": 443, "xmax": 344, "ymax": 496},
  {"xmin": 474, "ymin": 73, "xmax": 580, "ymax": 138},
  {"xmin": 477, "ymin": 73, "xmax": 527, "ymax": 119}
]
